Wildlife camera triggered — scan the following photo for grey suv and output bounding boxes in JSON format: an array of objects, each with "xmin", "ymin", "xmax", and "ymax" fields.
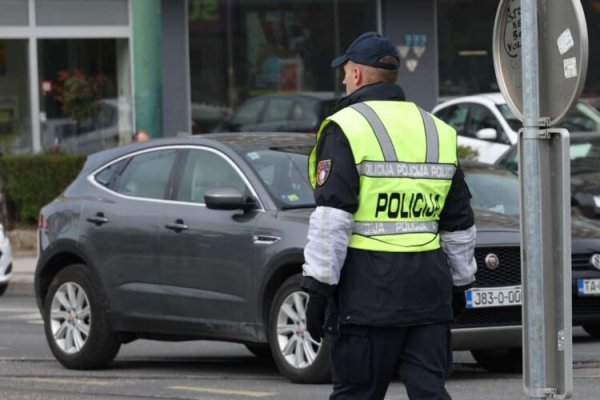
[{"xmin": 35, "ymin": 133, "xmax": 600, "ymax": 380}]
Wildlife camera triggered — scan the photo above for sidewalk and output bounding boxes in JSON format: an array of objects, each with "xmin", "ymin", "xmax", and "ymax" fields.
[{"xmin": 6, "ymin": 252, "xmax": 37, "ymax": 295}]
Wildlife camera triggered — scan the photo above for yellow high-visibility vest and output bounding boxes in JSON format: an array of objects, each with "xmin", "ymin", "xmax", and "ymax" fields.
[{"xmin": 309, "ymin": 101, "xmax": 457, "ymax": 252}]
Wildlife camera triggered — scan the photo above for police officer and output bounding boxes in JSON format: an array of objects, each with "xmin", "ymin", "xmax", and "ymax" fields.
[{"xmin": 302, "ymin": 32, "xmax": 477, "ymax": 400}]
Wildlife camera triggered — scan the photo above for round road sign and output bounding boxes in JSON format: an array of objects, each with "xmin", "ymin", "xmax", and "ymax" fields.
[{"xmin": 493, "ymin": 0, "xmax": 588, "ymax": 126}]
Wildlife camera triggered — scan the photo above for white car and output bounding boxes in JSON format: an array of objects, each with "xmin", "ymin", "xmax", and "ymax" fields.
[
  {"xmin": 0, "ymin": 224, "xmax": 13, "ymax": 296},
  {"xmin": 432, "ymin": 93, "xmax": 600, "ymax": 163}
]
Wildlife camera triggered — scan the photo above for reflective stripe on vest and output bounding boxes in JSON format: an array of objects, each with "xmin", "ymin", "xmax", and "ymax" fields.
[
  {"xmin": 310, "ymin": 101, "xmax": 457, "ymax": 252},
  {"xmin": 353, "ymin": 221, "xmax": 439, "ymax": 236}
]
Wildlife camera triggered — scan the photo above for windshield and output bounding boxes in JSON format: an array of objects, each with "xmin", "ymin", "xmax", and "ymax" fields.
[
  {"xmin": 498, "ymin": 101, "xmax": 600, "ymax": 132},
  {"xmin": 464, "ymin": 168, "xmax": 520, "ymax": 216},
  {"xmin": 243, "ymin": 149, "xmax": 315, "ymax": 208}
]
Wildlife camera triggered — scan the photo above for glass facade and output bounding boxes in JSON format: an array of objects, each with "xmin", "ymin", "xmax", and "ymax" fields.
[
  {"xmin": 38, "ymin": 39, "xmax": 132, "ymax": 154},
  {"xmin": 188, "ymin": 0, "xmax": 376, "ymax": 133},
  {"xmin": 36, "ymin": 0, "xmax": 129, "ymax": 26},
  {"xmin": 438, "ymin": 0, "xmax": 600, "ymax": 102},
  {"xmin": 0, "ymin": 0, "xmax": 132, "ymax": 154},
  {"xmin": 0, "ymin": 39, "xmax": 30, "ymax": 155},
  {"xmin": 0, "ymin": 0, "xmax": 28, "ymax": 26}
]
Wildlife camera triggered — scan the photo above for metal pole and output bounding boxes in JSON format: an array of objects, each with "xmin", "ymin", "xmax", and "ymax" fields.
[
  {"xmin": 520, "ymin": 0, "xmax": 547, "ymax": 399},
  {"xmin": 132, "ymin": 0, "xmax": 163, "ymax": 138}
]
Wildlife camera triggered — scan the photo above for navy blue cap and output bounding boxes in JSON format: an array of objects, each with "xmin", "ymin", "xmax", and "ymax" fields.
[{"xmin": 331, "ymin": 32, "xmax": 400, "ymax": 70}]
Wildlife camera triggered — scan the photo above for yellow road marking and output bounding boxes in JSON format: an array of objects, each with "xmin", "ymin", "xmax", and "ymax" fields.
[
  {"xmin": 169, "ymin": 385, "xmax": 276, "ymax": 398},
  {"xmin": 13, "ymin": 377, "xmax": 112, "ymax": 386}
]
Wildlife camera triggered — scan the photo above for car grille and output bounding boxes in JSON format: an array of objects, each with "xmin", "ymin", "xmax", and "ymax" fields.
[
  {"xmin": 473, "ymin": 247, "xmax": 521, "ymax": 286},
  {"xmin": 572, "ymin": 253, "xmax": 597, "ymax": 270},
  {"xmin": 453, "ymin": 247, "xmax": 600, "ymax": 328}
]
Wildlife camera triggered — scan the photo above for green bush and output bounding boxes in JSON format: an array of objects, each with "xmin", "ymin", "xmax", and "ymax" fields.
[{"xmin": 0, "ymin": 153, "xmax": 86, "ymax": 226}]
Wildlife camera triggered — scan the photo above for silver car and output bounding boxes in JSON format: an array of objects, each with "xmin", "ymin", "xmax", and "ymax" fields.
[{"xmin": 0, "ymin": 224, "xmax": 13, "ymax": 296}]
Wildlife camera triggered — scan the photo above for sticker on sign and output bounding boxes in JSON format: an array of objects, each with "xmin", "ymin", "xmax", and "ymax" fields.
[
  {"xmin": 563, "ymin": 57, "xmax": 578, "ymax": 79},
  {"xmin": 466, "ymin": 286, "xmax": 522, "ymax": 309}
]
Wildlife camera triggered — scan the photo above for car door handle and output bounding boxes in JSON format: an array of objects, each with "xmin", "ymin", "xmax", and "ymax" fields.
[
  {"xmin": 165, "ymin": 220, "xmax": 188, "ymax": 232},
  {"xmin": 86, "ymin": 213, "xmax": 108, "ymax": 226}
]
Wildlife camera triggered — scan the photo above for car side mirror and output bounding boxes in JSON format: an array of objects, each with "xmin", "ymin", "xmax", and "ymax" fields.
[
  {"xmin": 475, "ymin": 128, "xmax": 497, "ymax": 140},
  {"xmin": 204, "ymin": 187, "xmax": 257, "ymax": 211}
]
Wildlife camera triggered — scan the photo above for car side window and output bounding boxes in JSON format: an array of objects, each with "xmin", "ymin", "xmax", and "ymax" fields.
[
  {"xmin": 114, "ymin": 149, "xmax": 178, "ymax": 199},
  {"xmin": 437, "ymin": 104, "xmax": 468, "ymax": 136},
  {"xmin": 468, "ymin": 104, "xmax": 510, "ymax": 144},
  {"xmin": 263, "ymin": 99, "xmax": 294, "ymax": 123},
  {"xmin": 94, "ymin": 159, "xmax": 127, "ymax": 188},
  {"xmin": 231, "ymin": 99, "xmax": 265, "ymax": 126},
  {"xmin": 177, "ymin": 149, "xmax": 247, "ymax": 204}
]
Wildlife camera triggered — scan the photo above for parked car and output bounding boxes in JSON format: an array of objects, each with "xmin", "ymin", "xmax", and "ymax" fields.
[
  {"xmin": 459, "ymin": 162, "xmax": 600, "ymax": 372},
  {"xmin": 432, "ymin": 93, "xmax": 600, "ymax": 163},
  {"xmin": 191, "ymin": 102, "xmax": 231, "ymax": 134},
  {"xmin": 213, "ymin": 92, "xmax": 339, "ymax": 133},
  {"xmin": 35, "ymin": 133, "xmax": 600, "ymax": 380},
  {"xmin": 41, "ymin": 97, "xmax": 133, "ymax": 154},
  {"xmin": 496, "ymin": 132, "xmax": 600, "ymax": 219},
  {"xmin": 0, "ymin": 223, "xmax": 14, "ymax": 296}
]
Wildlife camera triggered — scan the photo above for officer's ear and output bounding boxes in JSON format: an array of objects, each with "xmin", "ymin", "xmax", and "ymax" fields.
[{"xmin": 352, "ymin": 64, "xmax": 364, "ymax": 86}]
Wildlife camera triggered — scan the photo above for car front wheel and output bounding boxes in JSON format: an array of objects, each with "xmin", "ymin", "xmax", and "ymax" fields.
[
  {"xmin": 43, "ymin": 264, "xmax": 120, "ymax": 369},
  {"xmin": 0, "ymin": 282, "xmax": 8, "ymax": 296},
  {"xmin": 268, "ymin": 274, "xmax": 331, "ymax": 383}
]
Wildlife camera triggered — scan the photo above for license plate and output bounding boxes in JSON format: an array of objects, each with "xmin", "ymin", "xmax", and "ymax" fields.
[
  {"xmin": 578, "ymin": 279, "xmax": 600, "ymax": 296},
  {"xmin": 466, "ymin": 286, "xmax": 522, "ymax": 309}
]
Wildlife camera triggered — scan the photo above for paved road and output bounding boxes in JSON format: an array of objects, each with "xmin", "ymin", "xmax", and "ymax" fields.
[{"xmin": 1, "ymin": 293, "xmax": 600, "ymax": 399}]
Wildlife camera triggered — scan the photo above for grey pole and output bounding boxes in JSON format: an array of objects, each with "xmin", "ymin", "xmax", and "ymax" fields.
[{"xmin": 520, "ymin": 1, "xmax": 547, "ymax": 399}]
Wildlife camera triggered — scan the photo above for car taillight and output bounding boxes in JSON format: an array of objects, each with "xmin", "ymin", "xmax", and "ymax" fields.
[{"xmin": 38, "ymin": 214, "xmax": 48, "ymax": 229}]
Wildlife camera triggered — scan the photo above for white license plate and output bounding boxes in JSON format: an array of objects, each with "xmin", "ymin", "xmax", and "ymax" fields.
[
  {"xmin": 578, "ymin": 279, "xmax": 600, "ymax": 296},
  {"xmin": 466, "ymin": 286, "xmax": 522, "ymax": 309}
]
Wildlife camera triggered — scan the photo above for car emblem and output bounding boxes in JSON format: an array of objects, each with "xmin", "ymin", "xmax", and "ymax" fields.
[
  {"xmin": 485, "ymin": 253, "xmax": 500, "ymax": 270},
  {"xmin": 590, "ymin": 254, "xmax": 600, "ymax": 270}
]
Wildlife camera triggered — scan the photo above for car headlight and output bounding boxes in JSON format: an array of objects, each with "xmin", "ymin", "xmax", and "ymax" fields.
[{"xmin": 595, "ymin": 195, "xmax": 600, "ymax": 209}]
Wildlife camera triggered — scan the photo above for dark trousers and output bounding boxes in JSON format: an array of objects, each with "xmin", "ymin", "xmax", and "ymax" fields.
[{"xmin": 329, "ymin": 322, "xmax": 452, "ymax": 400}]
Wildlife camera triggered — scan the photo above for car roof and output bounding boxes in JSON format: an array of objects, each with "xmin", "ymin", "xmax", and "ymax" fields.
[
  {"xmin": 460, "ymin": 160, "xmax": 514, "ymax": 172},
  {"xmin": 434, "ymin": 92, "xmax": 507, "ymax": 109},
  {"xmin": 82, "ymin": 132, "xmax": 316, "ymax": 172}
]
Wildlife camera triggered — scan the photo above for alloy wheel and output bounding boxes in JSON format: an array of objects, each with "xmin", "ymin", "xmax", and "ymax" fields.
[
  {"xmin": 275, "ymin": 291, "xmax": 321, "ymax": 369},
  {"xmin": 49, "ymin": 282, "xmax": 91, "ymax": 354}
]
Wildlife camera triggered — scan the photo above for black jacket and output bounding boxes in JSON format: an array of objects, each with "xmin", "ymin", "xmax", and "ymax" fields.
[{"xmin": 303, "ymin": 82, "xmax": 474, "ymax": 327}]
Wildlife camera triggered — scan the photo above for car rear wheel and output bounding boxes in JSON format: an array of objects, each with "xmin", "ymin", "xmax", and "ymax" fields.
[
  {"xmin": 471, "ymin": 348, "xmax": 522, "ymax": 373},
  {"xmin": 43, "ymin": 264, "xmax": 120, "ymax": 369},
  {"xmin": 582, "ymin": 324, "xmax": 600, "ymax": 338},
  {"xmin": 268, "ymin": 274, "xmax": 331, "ymax": 383},
  {"xmin": 0, "ymin": 282, "xmax": 8, "ymax": 296}
]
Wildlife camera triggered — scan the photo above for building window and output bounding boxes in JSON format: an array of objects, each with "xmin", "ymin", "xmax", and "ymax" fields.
[
  {"xmin": 38, "ymin": 39, "xmax": 132, "ymax": 154},
  {"xmin": 36, "ymin": 0, "xmax": 129, "ymax": 26},
  {"xmin": 438, "ymin": 0, "xmax": 499, "ymax": 98},
  {"xmin": 438, "ymin": 0, "xmax": 600, "ymax": 103},
  {"xmin": 0, "ymin": 39, "xmax": 30, "ymax": 155},
  {"xmin": 188, "ymin": 0, "xmax": 376, "ymax": 134},
  {"xmin": 0, "ymin": 0, "xmax": 28, "ymax": 26}
]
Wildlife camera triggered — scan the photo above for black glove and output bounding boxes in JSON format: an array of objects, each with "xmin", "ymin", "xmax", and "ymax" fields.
[
  {"xmin": 452, "ymin": 285, "xmax": 471, "ymax": 318},
  {"xmin": 305, "ymin": 294, "xmax": 328, "ymax": 340}
]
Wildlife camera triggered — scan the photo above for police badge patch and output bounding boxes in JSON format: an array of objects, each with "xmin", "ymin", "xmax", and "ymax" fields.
[{"xmin": 316, "ymin": 160, "xmax": 332, "ymax": 186}]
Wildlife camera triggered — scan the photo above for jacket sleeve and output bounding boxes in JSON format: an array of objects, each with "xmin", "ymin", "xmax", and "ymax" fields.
[
  {"xmin": 302, "ymin": 123, "xmax": 358, "ymax": 290},
  {"xmin": 438, "ymin": 165, "xmax": 477, "ymax": 286}
]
